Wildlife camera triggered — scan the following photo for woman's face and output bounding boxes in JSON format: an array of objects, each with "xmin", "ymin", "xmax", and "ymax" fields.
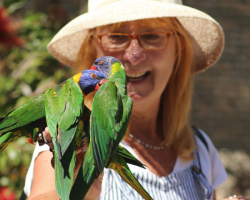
[{"xmin": 94, "ymin": 20, "xmax": 176, "ymax": 111}]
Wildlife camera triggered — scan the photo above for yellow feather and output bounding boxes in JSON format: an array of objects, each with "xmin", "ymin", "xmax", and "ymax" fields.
[
  {"xmin": 73, "ymin": 72, "xmax": 82, "ymax": 85},
  {"xmin": 111, "ymin": 61, "xmax": 124, "ymax": 76},
  {"xmin": 73, "ymin": 72, "xmax": 86, "ymax": 98}
]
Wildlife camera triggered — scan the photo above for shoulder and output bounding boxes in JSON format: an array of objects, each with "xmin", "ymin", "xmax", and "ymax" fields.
[{"xmin": 194, "ymin": 128, "xmax": 228, "ymax": 189}]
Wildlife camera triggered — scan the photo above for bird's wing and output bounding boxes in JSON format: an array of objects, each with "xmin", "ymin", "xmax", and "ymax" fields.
[
  {"xmin": 0, "ymin": 118, "xmax": 46, "ymax": 153},
  {"xmin": 90, "ymin": 81, "xmax": 123, "ymax": 175},
  {"xmin": 45, "ymin": 78, "xmax": 83, "ymax": 200},
  {"xmin": 0, "ymin": 94, "xmax": 45, "ymax": 134},
  {"xmin": 107, "ymin": 94, "xmax": 132, "ymax": 164},
  {"xmin": 45, "ymin": 78, "xmax": 84, "ymax": 158}
]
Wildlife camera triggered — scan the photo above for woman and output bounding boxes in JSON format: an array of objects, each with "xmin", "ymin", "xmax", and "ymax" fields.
[{"xmin": 22, "ymin": 0, "xmax": 246, "ymax": 199}]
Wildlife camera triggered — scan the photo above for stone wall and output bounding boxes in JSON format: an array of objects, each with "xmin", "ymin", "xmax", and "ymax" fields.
[{"xmin": 183, "ymin": 0, "xmax": 250, "ymax": 152}]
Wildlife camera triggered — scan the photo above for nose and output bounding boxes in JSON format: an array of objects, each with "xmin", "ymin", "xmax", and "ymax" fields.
[{"xmin": 123, "ymin": 39, "xmax": 146, "ymax": 66}]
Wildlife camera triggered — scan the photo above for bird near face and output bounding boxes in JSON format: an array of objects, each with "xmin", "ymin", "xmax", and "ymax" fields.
[
  {"xmin": 90, "ymin": 56, "xmax": 122, "ymax": 78},
  {"xmin": 90, "ymin": 56, "xmax": 128, "ymax": 172}
]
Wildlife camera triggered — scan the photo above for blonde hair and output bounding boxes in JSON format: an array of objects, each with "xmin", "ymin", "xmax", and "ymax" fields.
[
  {"xmin": 74, "ymin": 29, "xmax": 97, "ymax": 71},
  {"xmin": 158, "ymin": 18, "xmax": 195, "ymax": 160},
  {"xmin": 75, "ymin": 18, "xmax": 195, "ymax": 160}
]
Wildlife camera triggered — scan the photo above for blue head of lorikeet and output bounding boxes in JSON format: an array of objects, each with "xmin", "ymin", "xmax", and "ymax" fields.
[
  {"xmin": 90, "ymin": 56, "xmax": 121, "ymax": 78},
  {"xmin": 78, "ymin": 69, "xmax": 106, "ymax": 95}
]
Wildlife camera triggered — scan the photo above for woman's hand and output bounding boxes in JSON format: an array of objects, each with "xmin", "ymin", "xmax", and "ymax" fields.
[
  {"xmin": 28, "ymin": 127, "xmax": 103, "ymax": 200},
  {"xmin": 222, "ymin": 195, "xmax": 250, "ymax": 200}
]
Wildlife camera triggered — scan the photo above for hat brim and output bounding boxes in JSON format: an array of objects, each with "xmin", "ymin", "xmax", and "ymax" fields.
[{"xmin": 47, "ymin": 1, "xmax": 224, "ymax": 73}]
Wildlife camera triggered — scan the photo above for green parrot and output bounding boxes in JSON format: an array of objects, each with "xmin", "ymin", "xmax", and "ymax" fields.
[
  {"xmin": 70, "ymin": 57, "xmax": 153, "ymax": 200},
  {"xmin": 44, "ymin": 69, "xmax": 109, "ymax": 200},
  {"xmin": 0, "ymin": 69, "xmax": 107, "ymax": 200}
]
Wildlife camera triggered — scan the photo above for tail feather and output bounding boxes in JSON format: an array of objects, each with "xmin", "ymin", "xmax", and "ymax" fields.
[
  {"xmin": 70, "ymin": 145, "xmax": 97, "ymax": 200},
  {"xmin": 109, "ymin": 155, "xmax": 153, "ymax": 200},
  {"xmin": 116, "ymin": 146, "xmax": 145, "ymax": 168}
]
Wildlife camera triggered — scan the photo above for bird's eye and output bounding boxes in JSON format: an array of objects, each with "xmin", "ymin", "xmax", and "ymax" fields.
[
  {"xmin": 91, "ymin": 74, "xmax": 97, "ymax": 78},
  {"xmin": 98, "ymin": 60, "xmax": 103, "ymax": 65}
]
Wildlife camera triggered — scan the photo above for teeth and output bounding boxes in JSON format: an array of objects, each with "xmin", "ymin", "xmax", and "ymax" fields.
[{"xmin": 126, "ymin": 72, "xmax": 146, "ymax": 78}]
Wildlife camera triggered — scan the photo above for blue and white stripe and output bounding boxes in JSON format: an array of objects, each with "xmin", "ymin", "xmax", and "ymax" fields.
[{"xmin": 100, "ymin": 150, "xmax": 213, "ymax": 200}]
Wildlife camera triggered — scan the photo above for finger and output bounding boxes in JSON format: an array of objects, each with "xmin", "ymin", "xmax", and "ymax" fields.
[
  {"xmin": 237, "ymin": 196, "xmax": 250, "ymax": 200},
  {"xmin": 44, "ymin": 127, "xmax": 52, "ymax": 140},
  {"xmin": 97, "ymin": 171, "xmax": 104, "ymax": 182},
  {"xmin": 76, "ymin": 145, "xmax": 87, "ymax": 155},
  {"xmin": 226, "ymin": 195, "xmax": 249, "ymax": 200},
  {"xmin": 44, "ymin": 127, "xmax": 54, "ymax": 150},
  {"xmin": 228, "ymin": 197, "xmax": 238, "ymax": 200}
]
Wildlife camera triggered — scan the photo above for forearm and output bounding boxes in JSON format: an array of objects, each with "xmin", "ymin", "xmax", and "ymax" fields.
[
  {"xmin": 28, "ymin": 150, "xmax": 56, "ymax": 199},
  {"xmin": 28, "ymin": 145, "xmax": 102, "ymax": 200},
  {"xmin": 29, "ymin": 190, "xmax": 59, "ymax": 200}
]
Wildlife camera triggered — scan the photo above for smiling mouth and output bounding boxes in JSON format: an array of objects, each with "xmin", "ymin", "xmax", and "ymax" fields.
[{"xmin": 126, "ymin": 72, "xmax": 149, "ymax": 82}]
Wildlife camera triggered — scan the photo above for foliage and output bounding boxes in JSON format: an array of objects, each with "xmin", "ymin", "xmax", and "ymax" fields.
[{"xmin": 0, "ymin": 1, "xmax": 74, "ymax": 197}]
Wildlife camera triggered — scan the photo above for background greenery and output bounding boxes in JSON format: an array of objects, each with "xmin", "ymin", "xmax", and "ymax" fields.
[{"xmin": 0, "ymin": 0, "xmax": 77, "ymax": 197}]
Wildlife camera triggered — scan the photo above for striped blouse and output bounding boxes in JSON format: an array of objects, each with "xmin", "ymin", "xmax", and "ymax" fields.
[
  {"xmin": 98, "ymin": 129, "xmax": 227, "ymax": 200},
  {"xmin": 24, "ymin": 129, "xmax": 227, "ymax": 199}
]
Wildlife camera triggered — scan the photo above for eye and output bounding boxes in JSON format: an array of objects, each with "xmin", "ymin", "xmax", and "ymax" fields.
[
  {"xmin": 91, "ymin": 74, "xmax": 97, "ymax": 78},
  {"xmin": 141, "ymin": 33, "xmax": 160, "ymax": 41},
  {"xmin": 98, "ymin": 60, "xmax": 103, "ymax": 65},
  {"xmin": 107, "ymin": 35, "xmax": 128, "ymax": 44}
]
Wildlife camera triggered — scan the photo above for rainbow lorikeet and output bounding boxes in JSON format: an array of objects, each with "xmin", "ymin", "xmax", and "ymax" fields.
[
  {"xmin": 0, "ymin": 69, "xmax": 107, "ymax": 200},
  {"xmin": 70, "ymin": 57, "xmax": 153, "ymax": 200}
]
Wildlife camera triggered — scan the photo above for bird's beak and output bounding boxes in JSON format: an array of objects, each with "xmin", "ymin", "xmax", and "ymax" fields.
[
  {"xmin": 100, "ymin": 79, "xmax": 108, "ymax": 85},
  {"xmin": 90, "ymin": 65, "xmax": 97, "ymax": 70},
  {"xmin": 94, "ymin": 79, "xmax": 108, "ymax": 91}
]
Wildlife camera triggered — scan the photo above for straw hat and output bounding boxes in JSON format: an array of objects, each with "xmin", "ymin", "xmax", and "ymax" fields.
[{"xmin": 47, "ymin": 0, "xmax": 224, "ymax": 73}]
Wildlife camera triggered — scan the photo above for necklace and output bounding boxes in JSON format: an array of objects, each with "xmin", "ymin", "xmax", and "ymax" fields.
[{"xmin": 128, "ymin": 133, "xmax": 168, "ymax": 150}]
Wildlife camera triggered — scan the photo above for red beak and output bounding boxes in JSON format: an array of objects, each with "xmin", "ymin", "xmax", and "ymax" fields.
[
  {"xmin": 100, "ymin": 79, "xmax": 108, "ymax": 85},
  {"xmin": 90, "ymin": 66, "xmax": 97, "ymax": 70},
  {"xmin": 94, "ymin": 79, "xmax": 108, "ymax": 91},
  {"xmin": 94, "ymin": 84, "xmax": 100, "ymax": 91}
]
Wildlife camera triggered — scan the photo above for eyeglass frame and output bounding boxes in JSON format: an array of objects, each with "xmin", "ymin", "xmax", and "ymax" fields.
[{"xmin": 96, "ymin": 31, "xmax": 174, "ymax": 52}]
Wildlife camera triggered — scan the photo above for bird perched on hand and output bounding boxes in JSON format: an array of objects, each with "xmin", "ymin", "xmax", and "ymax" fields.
[{"xmin": 70, "ymin": 56, "xmax": 153, "ymax": 200}]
